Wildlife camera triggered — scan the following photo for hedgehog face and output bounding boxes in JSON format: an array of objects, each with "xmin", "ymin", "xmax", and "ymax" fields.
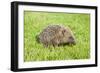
[{"xmin": 60, "ymin": 27, "xmax": 76, "ymax": 45}]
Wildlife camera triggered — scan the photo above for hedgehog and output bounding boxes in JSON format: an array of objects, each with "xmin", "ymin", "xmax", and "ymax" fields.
[{"xmin": 36, "ymin": 25, "xmax": 76, "ymax": 47}]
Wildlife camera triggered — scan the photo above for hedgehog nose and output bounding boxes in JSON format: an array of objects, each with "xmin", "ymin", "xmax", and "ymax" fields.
[{"xmin": 68, "ymin": 36, "xmax": 76, "ymax": 44}]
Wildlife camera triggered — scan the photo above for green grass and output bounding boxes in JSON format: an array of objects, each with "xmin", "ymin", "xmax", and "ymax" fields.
[{"xmin": 24, "ymin": 11, "xmax": 90, "ymax": 62}]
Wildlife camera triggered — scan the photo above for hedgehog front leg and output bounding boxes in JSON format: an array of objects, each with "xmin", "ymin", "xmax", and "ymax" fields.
[{"xmin": 52, "ymin": 39, "xmax": 59, "ymax": 47}]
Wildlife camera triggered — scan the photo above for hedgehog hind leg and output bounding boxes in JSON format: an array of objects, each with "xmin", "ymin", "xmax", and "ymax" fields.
[{"xmin": 43, "ymin": 42, "xmax": 49, "ymax": 48}]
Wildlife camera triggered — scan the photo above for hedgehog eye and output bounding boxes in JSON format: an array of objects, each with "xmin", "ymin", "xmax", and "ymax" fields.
[{"xmin": 62, "ymin": 29, "xmax": 66, "ymax": 35}]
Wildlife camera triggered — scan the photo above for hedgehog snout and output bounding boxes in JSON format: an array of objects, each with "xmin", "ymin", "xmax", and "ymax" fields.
[{"xmin": 68, "ymin": 36, "xmax": 76, "ymax": 45}]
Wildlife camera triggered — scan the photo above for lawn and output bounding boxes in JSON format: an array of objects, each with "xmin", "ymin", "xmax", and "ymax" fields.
[{"xmin": 24, "ymin": 11, "xmax": 90, "ymax": 62}]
